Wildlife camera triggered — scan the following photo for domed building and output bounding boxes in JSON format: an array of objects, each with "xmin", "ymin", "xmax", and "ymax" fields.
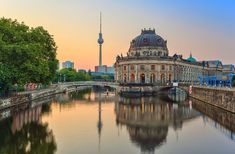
[
  {"xmin": 187, "ymin": 53, "xmax": 197, "ymax": 63},
  {"xmin": 115, "ymin": 28, "xmax": 235, "ymax": 95},
  {"xmin": 129, "ymin": 29, "xmax": 168, "ymax": 57}
]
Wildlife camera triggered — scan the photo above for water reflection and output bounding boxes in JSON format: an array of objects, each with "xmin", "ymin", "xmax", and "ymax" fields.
[
  {"xmin": 0, "ymin": 88, "xmax": 235, "ymax": 154},
  {"xmin": 54, "ymin": 88, "xmax": 116, "ymax": 104},
  {"xmin": 167, "ymin": 87, "xmax": 188, "ymax": 102},
  {"xmin": 0, "ymin": 100, "xmax": 56, "ymax": 154},
  {"xmin": 191, "ymin": 99, "xmax": 235, "ymax": 141},
  {"xmin": 115, "ymin": 97, "xmax": 200, "ymax": 153}
]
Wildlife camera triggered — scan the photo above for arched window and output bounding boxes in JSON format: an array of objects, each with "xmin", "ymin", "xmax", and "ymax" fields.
[
  {"xmin": 130, "ymin": 73, "xmax": 135, "ymax": 83},
  {"xmin": 161, "ymin": 73, "xmax": 165, "ymax": 83},
  {"xmin": 169, "ymin": 74, "xmax": 172, "ymax": 82},
  {"xmin": 140, "ymin": 74, "xmax": 145, "ymax": 84},
  {"xmin": 124, "ymin": 74, "xmax": 127, "ymax": 83},
  {"xmin": 150, "ymin": 73, "xmax": 156, "ymax": 83}
]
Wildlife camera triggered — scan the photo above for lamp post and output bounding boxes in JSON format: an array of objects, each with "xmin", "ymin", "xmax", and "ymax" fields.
[
  {"xmin": 173, "ymin": 56, "xmax": 177, "ymax": 99},
  {"xmin": 202, "ymin": 61, "xmax": 205, "ymax": 86},
  {"xmin": 63, "ymin": 74, "xmax": 66, "ymax": 82},
  {"xmin": 173, "ymin": 56, "xmax": 176, "ymax": 83}
]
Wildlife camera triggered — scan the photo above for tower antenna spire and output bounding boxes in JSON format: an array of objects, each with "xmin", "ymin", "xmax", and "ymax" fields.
[
  {"xmin": 100, "ymin": 12, "xmax": 102, "ymax": 33},
  {"xmin": 98, "ymin": 12, "xmax": 104, "ymax": 66}
]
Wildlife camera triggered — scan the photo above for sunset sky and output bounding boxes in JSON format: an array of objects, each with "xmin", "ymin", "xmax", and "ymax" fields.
[{"xmin": 1, "ymin": 0, "xmax": 235, "ymax": 70}]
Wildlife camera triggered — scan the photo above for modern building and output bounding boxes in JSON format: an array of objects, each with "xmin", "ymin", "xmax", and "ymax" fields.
[
  {"xmin": 95, "ymin": 65, "xmax": 115, "ymax": 74},
  {"xmin": 62, "ymin": 61, "xmax": 74, "ymax": 69},
  {"xmin": 115, "ymin": 28, "xmax": 234, "ymax": 85},
  {"xmin": 107, "ymin": 65, "xmax": 115, "ymax": 74},
  {"xmin": 95, "ymin": 65, "xmax": 107, "ymax": 73}
]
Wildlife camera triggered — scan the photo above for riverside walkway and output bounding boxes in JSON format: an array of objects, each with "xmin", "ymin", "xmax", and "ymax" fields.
[{"xmin": 0, "ymin": 81, "xmax": 118, "ymax": 110}]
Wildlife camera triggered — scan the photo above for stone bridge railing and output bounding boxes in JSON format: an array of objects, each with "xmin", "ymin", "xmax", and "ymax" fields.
[
  {"xmin": 56, "ymin": 81, "xmax": 119, "ymax": 93},
  {"xmin": 57, "ymin": 81, "xmax": 118, "ymax": 88}
]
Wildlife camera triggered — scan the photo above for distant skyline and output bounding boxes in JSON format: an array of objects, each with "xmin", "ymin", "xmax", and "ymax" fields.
[{"xmin": 1, "ymin": 0, "xmax": 235, "ymax": 70}]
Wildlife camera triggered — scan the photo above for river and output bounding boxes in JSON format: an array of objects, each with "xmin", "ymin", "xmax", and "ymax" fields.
[{"xmin": 0, "ymin": 87, "xmax": 234, "ymax": 154}]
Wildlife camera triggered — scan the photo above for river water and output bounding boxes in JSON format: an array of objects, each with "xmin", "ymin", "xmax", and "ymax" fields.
[{"xmin": 0, "ymin": 88, "xmax": 234, "ymax": 154}]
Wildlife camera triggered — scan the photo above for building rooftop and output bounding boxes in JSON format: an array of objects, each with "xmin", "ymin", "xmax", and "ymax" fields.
[
  {"xmin": 129, "ymin": 28, "xmax": 167, "ymax": 50},
  {"xmin": 187, "ymin": 53, "xmax": 197, "ymax": 62}
]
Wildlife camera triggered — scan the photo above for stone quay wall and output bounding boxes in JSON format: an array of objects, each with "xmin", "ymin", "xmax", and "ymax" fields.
[
  {"xmin": 0, "ymin": 85, "xmax": 92, "ymax": 110},
  {"xmin": 190, "ymin": 86, "xmax": 235, "ymax": 113},
  {"xmin": 192, "ymin": 98, "xmax": 235, "ymax": 133}
]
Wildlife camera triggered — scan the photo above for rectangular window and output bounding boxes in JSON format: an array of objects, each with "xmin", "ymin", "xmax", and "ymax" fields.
[
  {"xmin": 169, "ymin": 66, "xmax": 172, "ymax": 71},
  {"xmin": 140, "ymin": 65, "xmax": 145, "ymax": 70},
  {"xmin": 161, "ymin": 65, "xmax": 165, "ymax": 71},
  {"xmin": 151, "ymin": 65, "xmax": 155, "ymax": 71},
  {"xmin": 124, "ymin": 66, "xmax": 127, "ymax": 71}
]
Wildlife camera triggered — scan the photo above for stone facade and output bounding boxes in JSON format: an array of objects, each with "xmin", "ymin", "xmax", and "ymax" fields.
[{"xmin": 115, "ymin": 29, "xmax": 235, "ymax": 85}]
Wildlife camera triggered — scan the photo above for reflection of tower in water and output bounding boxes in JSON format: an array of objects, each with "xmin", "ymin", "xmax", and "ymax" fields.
[{"xmin": 97, "ymin": 92, "xmax": 103, "ymax": 151}]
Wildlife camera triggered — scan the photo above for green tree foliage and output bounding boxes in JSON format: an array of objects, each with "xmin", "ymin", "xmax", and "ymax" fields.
[
  {"xmin": 59, "ymin": 68, "xmax": 78, "ymax": 82},
  {"xmin": 92, "ymin": 74, "xmax": 114, "ymax": 81},
  {"xmin": 59, "ymin": 68, "xmax": 91, "ymax": 82},
  {"xmin": 0, "ymin": 18, "xmax": 58, "ymax": 93}
]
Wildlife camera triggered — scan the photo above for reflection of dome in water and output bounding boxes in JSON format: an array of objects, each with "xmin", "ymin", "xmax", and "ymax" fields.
[
  {"xmin": 115, "ymin": 97, "xmax": 200, "ymax": 152},
  {"xmin": 128, "ymin": 126, "xmax": 168, "ymax": 152}
]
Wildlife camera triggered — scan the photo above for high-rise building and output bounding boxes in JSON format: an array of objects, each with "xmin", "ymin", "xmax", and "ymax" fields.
[{"xmin": 62, "ymin": 61, "xmax": 74, "ymax": 69}]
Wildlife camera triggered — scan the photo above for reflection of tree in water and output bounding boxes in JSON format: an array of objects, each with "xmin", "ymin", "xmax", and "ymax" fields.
[
  {"xmin": 0, "ymin": 122, "xmax": 56, "ymax": 154},
  {"xmin": 41, "ymin": 102, "xmax": 52, "ymax": 116},
  {"xmin": 54, "ymin": 88, "xmax": 92, "ymax": 104},
  {"xmin": 0, "ymin": 104, "xmax": 56, "ymax": 154},
  {"xmin": 69, "ymin": 88, "xmax": 92, "ymax": 100}
]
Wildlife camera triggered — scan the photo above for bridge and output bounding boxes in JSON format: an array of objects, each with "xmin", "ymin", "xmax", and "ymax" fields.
[
  {"xmin": 1, "ymin": 80, "xmax": 235, "ymax": 113},
  {"xmin": 56, "ymin": 81, "xmax": 119, "ymax": 93}
]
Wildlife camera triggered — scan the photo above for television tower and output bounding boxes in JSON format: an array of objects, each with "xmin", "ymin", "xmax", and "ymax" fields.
[{"xmin": 97, "ymin": 12, "xmax": 104, "ymax": 66}]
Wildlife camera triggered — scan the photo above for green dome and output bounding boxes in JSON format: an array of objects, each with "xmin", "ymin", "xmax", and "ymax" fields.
[{"xmin": 187, "ymin": 53, "xmax": 197, "ymax": 62}]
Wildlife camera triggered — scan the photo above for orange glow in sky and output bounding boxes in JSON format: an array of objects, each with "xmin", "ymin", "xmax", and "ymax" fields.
[{"xmin": 1, "ymin": 0, "xmax": 235, "ymax": 70}]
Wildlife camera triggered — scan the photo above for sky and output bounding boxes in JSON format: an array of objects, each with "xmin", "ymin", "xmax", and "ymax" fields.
[{"xmin": 1, "ymin": 0, "xmax": 235, "ymax": 70}]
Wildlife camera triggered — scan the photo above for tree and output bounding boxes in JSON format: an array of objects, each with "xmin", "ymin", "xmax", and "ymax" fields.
[
  {"xmin": 59, "ymin": 68, "xmax": 78, "ymax": 82},
  {"xmin": 0, "ymin": 18, "xmax": 58, "ymax": 94},
  {"xmin": 59, "ymin": 68, "xmax": 91, "ymax": 82},
  {"xmin": 77, "ymin": 72, "xmax": 91, "ymax": 81}
]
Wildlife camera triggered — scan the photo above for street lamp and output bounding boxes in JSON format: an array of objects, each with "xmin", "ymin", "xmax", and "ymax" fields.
[
  {"xmin": 202, "ymin": 61, "xmax": 205, "ymax": 86},
  {"xmin": 63, "ymin": 74, "xmax": 66, "ymax": 82},
  {"xmin": 173, "ymin": 56, "xmax": 177, "ymax": 83}
]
